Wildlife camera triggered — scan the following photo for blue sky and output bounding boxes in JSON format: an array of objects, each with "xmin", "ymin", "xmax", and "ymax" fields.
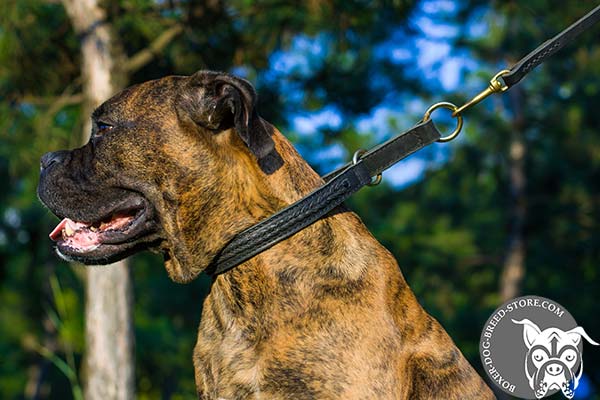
[{"xmin": 235, "ymin": 0, "xmax": 493, "ymax": 188}]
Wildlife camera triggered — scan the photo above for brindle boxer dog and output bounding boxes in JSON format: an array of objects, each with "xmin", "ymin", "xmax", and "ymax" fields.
[{"xmin": 38, "ymin": 71, "xmax": 495, "ymax": 399}]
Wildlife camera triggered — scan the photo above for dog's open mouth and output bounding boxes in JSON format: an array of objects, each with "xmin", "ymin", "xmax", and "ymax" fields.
[
  {"xmin": 50, "ymin": 208, "xmax": 142, "ymax": 249},
  {"xmin": 48, "ymin": 198, "xmax": 161, "ymax": 264}
]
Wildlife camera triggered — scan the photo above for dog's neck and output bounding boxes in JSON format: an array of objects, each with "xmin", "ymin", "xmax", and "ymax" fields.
[
  {"xmin": 224, "ymin": 123, "xmax": 325, "ymax": 206},
  {"xmin": 204, "ymin": 126, "xmax": 412, "ymax": 340}
]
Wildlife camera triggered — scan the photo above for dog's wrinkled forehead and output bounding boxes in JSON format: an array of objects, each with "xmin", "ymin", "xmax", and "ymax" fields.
[
  {"xmin": 92, "ymin": 77, "xmax": 187, "ymax": 122},
  {"xmin": 529, "ymin": 328, "xmax": 581, "ymax": 355},
  {"xmin": 89, "ymin": 71, "xmax": 279, "ymax": 172},
  {"xmin": 540, "ymin": 329, "xmax": 571, "ymax": 344}
]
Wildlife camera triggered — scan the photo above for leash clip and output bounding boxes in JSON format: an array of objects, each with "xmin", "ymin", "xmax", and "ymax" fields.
[{"xmin": 452, "ymin": 69, "xmax": 511, "ymax": 117}]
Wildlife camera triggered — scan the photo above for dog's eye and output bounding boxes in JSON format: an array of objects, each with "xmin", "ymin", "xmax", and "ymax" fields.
[
  {"xmin": 532, "ymin": 349, "xmax": 547, "ymax": 363},
  {"xmin": 562, "ymin": 349, "xmax": 577, "ymax": 363},
  {"xmin": 95, "ymin": 122, "xmax": 113, "ymax": 137}
]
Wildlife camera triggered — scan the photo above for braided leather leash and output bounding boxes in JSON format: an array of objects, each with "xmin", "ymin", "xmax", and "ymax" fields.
[{"xmin": 207, "ymin": 4, "xmax": 600, "ymax": 276}]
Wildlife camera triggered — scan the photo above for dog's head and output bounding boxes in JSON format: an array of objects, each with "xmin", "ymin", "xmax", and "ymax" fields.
[
  {"xmin": 37, "ymin": 71, "xmax": 285, "ymax": 282},
  {"xmin": 512, "ymin": 318, "xmax": 598, "ymax": 399}
]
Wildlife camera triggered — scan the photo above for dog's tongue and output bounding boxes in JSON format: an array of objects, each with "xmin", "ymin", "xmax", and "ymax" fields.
[
  {"xmin": 49, "ymin": 217, "xmax": 103, "ymax": 251},
  {"xmin": 49, "ymin": 218, "xmax": 69, "ymax": 241},
  {"xmin": 49, "ymin": 214, "xmax": 135, "ymax": 252},
  {"xmin": 49, "ymin": 218, "xmax": 90, "ymax": 241}
]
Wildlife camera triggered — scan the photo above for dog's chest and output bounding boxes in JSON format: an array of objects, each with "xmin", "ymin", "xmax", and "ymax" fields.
[
  {"xmin": 195, "ymin": 333, "xmax": 376, "ymax": 400},
  {"xmin": 194, "ymin": 299, "xmax": 404, "ymax": 399}
]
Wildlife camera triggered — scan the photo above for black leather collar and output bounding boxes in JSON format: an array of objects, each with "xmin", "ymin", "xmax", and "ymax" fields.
[{"xmin": 206, "ymin": 119, "xmax": 441, "ymax": 276}]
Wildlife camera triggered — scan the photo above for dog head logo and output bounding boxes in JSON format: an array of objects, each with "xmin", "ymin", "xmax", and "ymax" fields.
[{"xmin": 512, "ymin": 318, "xmax": 598, "ymax": 399}]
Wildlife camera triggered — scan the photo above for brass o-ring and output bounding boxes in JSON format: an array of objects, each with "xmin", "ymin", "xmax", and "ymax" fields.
[{"xmin": 423, "ymin": 102, "xmax": 464, "ymax": 143}]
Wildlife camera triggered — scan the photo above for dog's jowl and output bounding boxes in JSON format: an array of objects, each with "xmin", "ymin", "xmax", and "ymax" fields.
[{"xmin": 38, "ymin": 71, "xmax": 495, "ymax": 399}]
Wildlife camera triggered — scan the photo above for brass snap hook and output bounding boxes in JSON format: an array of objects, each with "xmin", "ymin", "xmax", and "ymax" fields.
[
  {"xmin": 353, "ymin": 149, "xmax": 382, "ymax": 186},
  {"xmin": 452, "ymin": 69, "xmax": 511, "ymax": 117},
  {"xmin": 423, "ymin": 102, "xmax": 464, "ymax": 143}
]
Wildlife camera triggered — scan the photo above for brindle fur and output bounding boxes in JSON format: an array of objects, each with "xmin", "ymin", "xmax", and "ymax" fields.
[{"xmin": 38, "ymin": 71, "xmax": 495, "ymax": 399}]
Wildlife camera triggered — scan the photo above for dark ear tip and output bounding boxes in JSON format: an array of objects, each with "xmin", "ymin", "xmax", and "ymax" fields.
[
  {"xmin": 258, "ymin": 148, "xmax": 284, "ymax": 175},
  {"xmin": 248, "ymin": 118, "xmax": 275, "ymax": 157},
  {"xmin": 252, "ymin": 120, "xmax": 282, "ymax": 174}
]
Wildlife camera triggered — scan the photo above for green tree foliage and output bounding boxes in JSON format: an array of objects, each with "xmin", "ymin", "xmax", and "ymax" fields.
[
  {"xmin": 1, "ymin": 0, "xmax": 599, "ymax": 398},
  {"xmin": 348, "ymin": 3, "xmax": 600, "ymax": 398}
]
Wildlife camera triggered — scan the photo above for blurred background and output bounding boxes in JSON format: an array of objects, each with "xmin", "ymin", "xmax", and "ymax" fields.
[{"xmin": 1, "ymin": 0, "xmax": 599, "ymax": 399}]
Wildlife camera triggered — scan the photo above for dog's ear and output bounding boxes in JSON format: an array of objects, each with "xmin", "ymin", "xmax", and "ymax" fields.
[
  {"xmin": 180, "ymin": 71, "xmax": 275, "ymax": 160},
  {"xmin": 564, "ymin": 326, "xmax": 599, "ymax": 346},
  {"xmin": 512, "ymin": 319, "xmax": 542, "ymax": 349}
]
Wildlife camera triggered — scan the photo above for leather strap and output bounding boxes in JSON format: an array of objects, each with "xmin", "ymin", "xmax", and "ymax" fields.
[
  {"xmin": 207, "ymin": 4, "xmax": 600, "ymax": 277},
  {"xmin": 207, "ymin": 119, "xmax": 441, "ymax": 276},
  {"xmin": 503, "ymin": 4, "xmax": 600, "ymax": 88}
]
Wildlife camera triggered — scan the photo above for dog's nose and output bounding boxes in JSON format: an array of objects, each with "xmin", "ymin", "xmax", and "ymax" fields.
[
  {"xmin": 40, "ymin": 151, "xmax": 68, "ymax": 171},
  {"xmin": 545, "ymin": 363, "xmax": 564, "ymax": 376}
]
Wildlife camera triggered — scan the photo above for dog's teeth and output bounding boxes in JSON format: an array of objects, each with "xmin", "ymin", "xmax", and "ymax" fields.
[
  {"xmin": 90, "ymin": 226, "xmax": 97, "ymax": 232},
  {"xmin": 64, "ymin": 224, "xmax": 75, "ymax": 236}
]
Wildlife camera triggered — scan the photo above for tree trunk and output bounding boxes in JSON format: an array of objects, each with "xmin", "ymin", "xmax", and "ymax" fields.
[
  {"xmin": 83, "ymin": 265, "xmax": 134, "ymax": 400},
  {"xmin": 499, "ymin": 85, "xmax": 527, "ymax": 302},
  {"xmin": 61, "ymin": 1, "xmax": 134, "ymax": 399}
]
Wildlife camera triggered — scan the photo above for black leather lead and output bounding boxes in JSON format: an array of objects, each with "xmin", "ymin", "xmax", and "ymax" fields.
[
  {"xmin": 207, "ymin": 4, "xmax": 600, "ymax": 277},
  {"xmin": 502, "ymin": 4, "xmax": 600, "ymax": 88},
  {"xmin": 207, "ymin": 119, "xmax": 441, "ymax": 276}
]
